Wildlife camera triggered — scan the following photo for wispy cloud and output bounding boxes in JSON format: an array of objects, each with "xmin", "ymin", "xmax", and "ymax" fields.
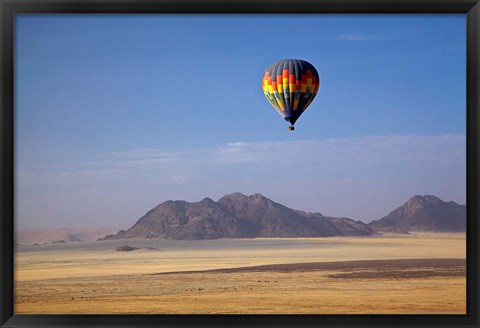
[
  {"xmin": 33, "ymin": 133, "xmax": 465, "ymax": 185},
  {"xmin": 218, "ymin": 134, "xmax": 463, "ymax": 165}
]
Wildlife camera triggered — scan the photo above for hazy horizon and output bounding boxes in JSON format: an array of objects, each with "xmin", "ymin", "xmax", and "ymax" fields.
[
  {"xmin": 15, "ymin": 14, "xmax": 466, "ymax": 231},
  {"xmin": 15, "ymin": 186, "xmax": 466, "ymax": 234}
]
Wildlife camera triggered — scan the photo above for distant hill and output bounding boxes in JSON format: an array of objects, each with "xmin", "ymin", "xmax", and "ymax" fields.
[
  {"xmin": 16, "ymin": 227, "xmax": 116, "ymax": 245},
  {"xmin": 102, "ymin": 192, "xmax": 373, "ymax": 240},
  {"xmin": 367, "ymin": 195, "xmax": 466, "ymax": 233}
]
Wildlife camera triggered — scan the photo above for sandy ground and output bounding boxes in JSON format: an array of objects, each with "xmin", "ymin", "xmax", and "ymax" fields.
[{"xmin": 14, "ymin": 233, "xmax": 466, "ymax": 314}]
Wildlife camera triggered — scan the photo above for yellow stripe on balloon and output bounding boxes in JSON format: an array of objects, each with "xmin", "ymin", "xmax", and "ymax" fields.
[
  {"xmin": 289, "ymin": 83, "xmax": 295, "ymax": 93},
  {"xmin": 265, "ymin": 85, "xmax": 270, "ymax": 93}
]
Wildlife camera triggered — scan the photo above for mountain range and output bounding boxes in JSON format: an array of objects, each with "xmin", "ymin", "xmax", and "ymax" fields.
[{"xmin": 102, "ymin": 192, "xmax": 466, "ymax": 241}]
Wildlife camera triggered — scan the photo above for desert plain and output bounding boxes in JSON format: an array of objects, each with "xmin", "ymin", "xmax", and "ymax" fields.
[{"xmin": 14, "ymin": 232, "xmax": 466, "ymax": 314}]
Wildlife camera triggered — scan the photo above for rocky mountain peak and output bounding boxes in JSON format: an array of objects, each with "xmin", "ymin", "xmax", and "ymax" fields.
[
  {"xmin": 406, "ymin": 195, "xmax": 444, "ymax": 208},
  {"xmin": 368, "ymin": 195, "xmax": 465, "ymax": 233},
  {"xmin": 218, "ymin": 192, "xmax": 275, "ymax": 205},
  {"xmin": 248, "ymin": 193, "xmax": 270, "ymax": 204},
  {"xmin": 218, "ymin": 192, "xmax": 248, "ymax": 203},
  {"xmin": 199, "ymin": 197, "xmax": 216, "ymax": 205}
]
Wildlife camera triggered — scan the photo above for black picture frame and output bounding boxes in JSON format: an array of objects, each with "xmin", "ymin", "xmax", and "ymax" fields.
[{"xmin": 1, "ymin": 0, "xmax": 479, "ymax": 327}]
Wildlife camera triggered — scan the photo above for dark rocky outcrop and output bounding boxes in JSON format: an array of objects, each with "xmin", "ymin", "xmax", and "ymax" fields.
[
  {"xmin": 115, "ymin": 245, "xmax": 139, "ymax": 252},
  {"xmin": 115, "ymin": 245, "xmax": 160, "ymax": 252}
]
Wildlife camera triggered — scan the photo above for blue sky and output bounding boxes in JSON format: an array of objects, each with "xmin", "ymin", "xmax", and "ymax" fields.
[{"xmin": 15, "ymin": 14, "xmax": 466, "ymax": 230}]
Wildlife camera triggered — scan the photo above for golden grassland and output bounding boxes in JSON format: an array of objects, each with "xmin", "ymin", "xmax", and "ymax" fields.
[{"xmin": 14, "ymin": 232, "xmax": 466, "ymax": 314}]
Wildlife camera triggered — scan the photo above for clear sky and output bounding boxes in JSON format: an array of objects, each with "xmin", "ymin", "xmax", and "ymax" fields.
[{"xmin": 15, "ymin": 14, "xmax": 466, "ymax": 230}]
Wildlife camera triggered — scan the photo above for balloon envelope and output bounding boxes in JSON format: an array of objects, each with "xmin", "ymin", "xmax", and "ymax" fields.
[{"xmin": 261, "ymin": 59, "xmax": 320, "ymax": 126}]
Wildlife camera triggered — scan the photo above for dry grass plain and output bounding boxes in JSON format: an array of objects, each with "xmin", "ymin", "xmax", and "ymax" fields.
[{"xmin": 14, "ymin": 232, "xmax": 466, "ymax": 314}]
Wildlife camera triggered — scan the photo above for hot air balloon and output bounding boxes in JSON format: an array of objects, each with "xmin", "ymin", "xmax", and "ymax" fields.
[{"xmin": 261, "ymin": 59, "xmax": 320, "ymax": 130}]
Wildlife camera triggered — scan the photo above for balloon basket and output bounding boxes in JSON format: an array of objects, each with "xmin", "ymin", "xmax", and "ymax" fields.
[{"xmin": 288, "ymin": 125, "xmax": 295, "ymax": 131}]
